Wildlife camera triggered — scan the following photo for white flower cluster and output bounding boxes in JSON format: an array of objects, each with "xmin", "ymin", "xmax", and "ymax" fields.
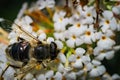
[
  {"xmin": 52, "ymin": 2, "xmax": 120, "ymax": 80},
  {"xmin": 0, "ymin": 44, "xmax": 16, "ymax": 80},
  {"xmin": 0, "ymin": 0, "xmax": 120, "ymax": 80}
]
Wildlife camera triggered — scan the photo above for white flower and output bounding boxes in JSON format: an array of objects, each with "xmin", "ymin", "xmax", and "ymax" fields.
[
  {"xmin": 0, "ymin": 44, "xmax": 7, "ymax": 63},
  {"xmin": 14, "ymin": 16, "xmax": 33, "ymax": 34},
  {"xmin": 94, "ymin": 45, "xmax": 115, "ymax": 60},
  {"xmin": 112, "ymin": 4, "xmax": 120, "ymax": 15},
  {"xmin": 81, "ymin": 25, "xmax": 96, "ymax": 44},
  {"xmin": 38, "ymin": 33, "xmax": 46, "ymax": 41},
  {"xmin": 36, "ymin": 0, "xmax": 55, "ymax": 10},
  {"xmin": 57, "ymin": 52, "xmax": 66, "ymax": 63},
  {"xmin": 73, "ymin": 5, "xmax": 84, "ymax": 20},
  {"xmin": 17, "ymin": 2, "xmax": 28, "ymax": 18},
  {"xmin": 0, "ymin": 63, "xmax": 6, "ymax": 71},
  {"xmin": 66, "ymin": 39, "xmax": 75, "ymax": 48},
  {"xmin": 54, "ymin": 21, "xmax": 67, "ymax": 32},
  {"xmin": 75, "ymin": 70, "xmax": 84, "ymax": 76},
  {"xmin": 15, "ymin": 15, "xmax": 33, "ymax": 26},
  {"xmin": 89, "ymin": 65, "xmax": 106, "ymax": 77},
  {"xmin": 45, "ymin": 70, "xmax": 54, "ymax": 79},
  {"xmin": 64, "ymin": 72, "xmax": 76, "ymax": 80},
  {"xmin": 95, "ymin": 50, "xmax": 115, "ymax": 60},
  {"xmin": 110, "ymin": 18, "xmax": 118, "ymax": 31},
  {"xmin": 54, "ymin": 72, "xmax": 63, "ymax": 80},
  {"xmin": 8, "ymin": 31, "xmax": 18, "ymax": 44},
  {"xmin": 75, "ymin": 38, "xmax": 84, "ymax": 46},
  {"xmin": 85, "ymin": 62, "xmax": 93, "ymax": 71},
  {"xmin": 22, "ymin": 15, "xmax": 33, "ymax": 25},
  {"xmin": 53, "ymin": 11, "xmax": 66, "ymax": 22},
  {"xmin": 92, "ymin": 60, "xmax": 101, "ymax": 66},
  {"xmin": 83, "ymin": 6, "xmax": 96, "ymax": 17},
  {"xmin": 54, "ymin": 32, "xmax": 65, "ymax": 41},
  {"xmin": 66, "ymin": 29, "xmax": 84, "ymax": 48},
  {"xmin": 55, "ymin": 40, "xmax": 63, "ymax": 49},
  {"xmin": 113, "ymin": 45, "xmax": 120, "ymax": 51},
  {"xmin": 112, "ymin": 74, "xmax": 120, "ymax": 80},
  {"xmin": 100, "ymin": 10, "xmax": 117, "ymax": 32},
  {"xmin": 8, "ymin": 31, "xmax": 17, "ymax": 39},
  {"xmin": 37, "ymin": 74, "xmax": 46, "ymax": 80},
  {"xmin": 0, "ymin": 68, "xmax": 3, "ymax": 76},
  {"xmin": 117, "ymin": 20, "xmax": 120, "ymax": 31},
  {"xmin": 104, "ymin": 29, "xmax": 115, "ymax": 37},
  {"xmin": 0, "ymin": 18, "xmax": 4, "ymax": 22},
  {"xmin": 81, "ymin": 55, "xmax": 91, "ymax": 65},
  {"xmin": 82, "ymin": 6, "xmax": 96, "ymax": 24},
  {"xmin": 47, "ymin": 37, "xmax": 54, "ymax": 44},
  {"xmin": 93, "ymin": 46, "xmax": 103, "ymax": 56},
  {"xmin": 0, "ymin": 54, "xmax": 7, "ymax": 64},
  {"xmin": 72, "ymin": 59, "xmax": 83, "ymax": 69},
  {"xmin": 0, "ymin": 44, "xmax": 10, "ymax": 79},
  {"xmin": 75, "ymin": 48, "xmax": 86, "ymax": 56},
  {"xmin": 105, "ymin": 50, "xmax": 115, "ymax": 60},
  {"xmin": 68, "ymin": 54, "xmax": 76, "ymax": 62},
  {"xmin": 102, "ymin": 73, "xmax": 112, "ymax": 80},
  {"xmin": 68, "ymin": 22, "xmax": 87, "ymax": 36},
  {"xmin": 53, "ymin": 11, "xmax": 69, "ymax": 32},
  {"xmin": 57, "ymin": 63, "xmax": 64, "ymax": 73},
  {"xmin": 24, "ymin": 73, "xmax": 34, "ymax": 80},
  {"xmin": 83, "ymin": 60, "xmax": 101, "ymax": 72},
  {"xmin": 97, "ymin": 35, "xmax": 115, "ymax": 50}
]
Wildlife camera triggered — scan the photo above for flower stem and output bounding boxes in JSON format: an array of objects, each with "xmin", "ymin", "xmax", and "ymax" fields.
[
  {"xmin": 66, "ymin": 0, "xmax": 69, "ymax": 7},
  {"xmin": 95, "ymin": 0, "xmax": 100, "ymax": 28}
]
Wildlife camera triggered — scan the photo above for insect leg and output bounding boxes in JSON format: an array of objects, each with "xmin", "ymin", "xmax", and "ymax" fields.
[
  {"xmin": 0, "ymin": 64, "xmax": 10, "ymax": 79},
  {"xmin": 41, "ymin": 62, "xmax": 47, "ymax": 68}
]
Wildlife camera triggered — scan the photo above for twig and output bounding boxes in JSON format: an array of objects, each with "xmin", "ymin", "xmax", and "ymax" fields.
[
  {"xmin": 65, "ymin": 0, "xmax": 69, "ymax": 7},
  {"xmin": 94, "ymin": 0, "xmax": 100, "ymax": 28}
]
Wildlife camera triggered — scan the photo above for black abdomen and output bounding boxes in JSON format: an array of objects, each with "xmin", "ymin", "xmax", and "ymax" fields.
[{"xmin": 6, "ymin": 42, "xmax": 31, "ymax": 62}]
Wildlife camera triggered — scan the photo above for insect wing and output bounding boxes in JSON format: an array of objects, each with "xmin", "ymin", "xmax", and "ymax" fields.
[
  {"xmin": 0, "ymin": 18, "xmax": 39, "ymax": 43},
  {"xmin": 0, "ymin": 18, "xmax": 13, "ymax": 33}
]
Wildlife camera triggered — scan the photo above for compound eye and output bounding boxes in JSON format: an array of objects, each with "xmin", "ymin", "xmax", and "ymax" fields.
[
  {"xmin": 50, "ymin": 42, "xmax": 58, "ymax": 60},
  {"xmin": 50, "ymin": 42, "xmax": 57, "ymax": 52}
]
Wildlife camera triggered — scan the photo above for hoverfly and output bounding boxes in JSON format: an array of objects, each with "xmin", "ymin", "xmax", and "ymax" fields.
[{"xmin": 0, "ymin": 18, "xmax": 59, "ymax": 79}]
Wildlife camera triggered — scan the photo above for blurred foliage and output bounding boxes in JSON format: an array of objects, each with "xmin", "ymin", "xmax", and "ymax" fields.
[{"xmin": 0, "ymin": 0, "xmax": 37, "ymax": 21}]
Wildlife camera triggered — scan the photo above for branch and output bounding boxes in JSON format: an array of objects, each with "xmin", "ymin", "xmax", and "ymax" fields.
[{"xmin": 94, "ymin": 0, "xmax": 100, "ymax": 28}]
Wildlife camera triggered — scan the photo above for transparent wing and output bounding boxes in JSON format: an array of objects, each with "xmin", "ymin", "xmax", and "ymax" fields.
[
  {"xmin": 0, "ymin": 18, "xmax": 13, "ymax": 33},
  {"xmin": 0, "ymin": 18, "xmax": 13, "ymax": 44},
  {"xmin": 0, "ymin": 18, "xmax": 40, "ymax": 42}
]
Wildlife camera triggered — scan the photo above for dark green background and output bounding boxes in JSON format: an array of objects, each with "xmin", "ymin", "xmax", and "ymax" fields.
[{"xmin": 0, "ymin": 0, "xmax": 36, "ymax": 21}]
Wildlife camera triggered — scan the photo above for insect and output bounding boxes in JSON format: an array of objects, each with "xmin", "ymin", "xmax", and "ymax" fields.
[{"xmin": 0, "ymin": 18, "xmax": 59, "ymax": 79}]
